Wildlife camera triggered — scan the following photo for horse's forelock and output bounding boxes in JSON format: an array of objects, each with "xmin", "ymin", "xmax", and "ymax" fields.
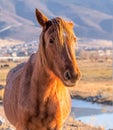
[{"xmin": 51, "ymin": 18, "xmax": 76, "ymax": 46}]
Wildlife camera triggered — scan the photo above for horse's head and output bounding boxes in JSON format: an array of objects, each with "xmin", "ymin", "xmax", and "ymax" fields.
[{"xmin": 35, "ymin": 9, "xmax": 80, "ymax": 87}]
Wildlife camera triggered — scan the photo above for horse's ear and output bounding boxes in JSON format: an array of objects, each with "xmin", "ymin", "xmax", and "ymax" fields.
[
  {"xmin": 35, "ymin": 8, "xmax": 48, "ymax": 27},
  {"xmin": 68, "ymin": 21, "xmax": 74, "ymax": 28}
]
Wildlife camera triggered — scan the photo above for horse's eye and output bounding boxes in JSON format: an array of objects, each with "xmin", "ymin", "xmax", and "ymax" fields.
[{"xmin": 49, "ymin": 39, "xmax": 54, "ymax": 44}]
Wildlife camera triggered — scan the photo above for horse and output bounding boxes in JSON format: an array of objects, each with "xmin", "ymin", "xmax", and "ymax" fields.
[{"xmin": 3, "ymin": 9, "xmax": 80, "ymax": 130}]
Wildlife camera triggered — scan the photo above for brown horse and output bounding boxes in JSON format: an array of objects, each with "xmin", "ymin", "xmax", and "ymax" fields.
[{"xmin": 3, "ymin": 9, "xmax": 80, "ymax": 130}]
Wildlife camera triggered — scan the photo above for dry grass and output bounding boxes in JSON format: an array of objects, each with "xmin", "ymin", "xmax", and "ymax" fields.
[
  {"xmin": 0, "ymin": 59, "xmax": 112, "ymax": 84},
  {"xmin": 77, "ymin": 59, "xmax": 112, "ymax": 81},
  {"xmin": 70, "ymin": 59, "xmax": 112, "ymax": 103},
  {"xmin": 0, "ymin": 69, "xmax": 9, "ymax": 85},
  {"xmin": 70, "ymin": 80, "xmax": 113, "ymax": 101},
  {"xmin": 0, "ymin": 61, "xmax": 22, "ymax": 85},
  {"xmin": 0, "ymin": 59, "xmax": 112, "ymax": 102}
]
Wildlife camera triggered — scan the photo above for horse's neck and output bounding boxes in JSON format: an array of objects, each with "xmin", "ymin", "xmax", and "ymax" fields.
[
  {"xmin": 28, "ymin": 53, "xmax": 70, "ymax": 115},
  {"xmin": 31, "ymin": 60, "xmax": 69, "ymax": 107},
  {"xmin": 31, "ymin": 53, "xmax": 59, "ymax": 98}
]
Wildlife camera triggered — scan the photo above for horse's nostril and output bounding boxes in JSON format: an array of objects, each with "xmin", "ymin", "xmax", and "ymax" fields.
[
  {"xmin": 64, "ymin": 71, "xmax": 71, "ymax": 80},
  {"xmin": 75, "ymin": 73, "xmax": 78, "ymax": 79}
]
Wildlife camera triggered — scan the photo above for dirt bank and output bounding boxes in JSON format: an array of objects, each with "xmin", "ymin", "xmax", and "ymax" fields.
[
  {"xmin": 64, "ymin": 118, "xmax": 104, "ymax": 130},
  {"xmin": 69, "ymin": 80, "xmax": 113, "ymax": 105}
]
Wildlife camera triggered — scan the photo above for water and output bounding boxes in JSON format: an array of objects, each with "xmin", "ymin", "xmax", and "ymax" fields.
[{"xmin": 72, "ymin": 99, "xmax": 113, "ymax": 130}]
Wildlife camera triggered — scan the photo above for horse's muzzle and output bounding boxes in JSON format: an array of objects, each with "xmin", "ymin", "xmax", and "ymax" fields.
[{"xmin": 63, "ymin": 70, "xmax": 80, "ymax": 87}]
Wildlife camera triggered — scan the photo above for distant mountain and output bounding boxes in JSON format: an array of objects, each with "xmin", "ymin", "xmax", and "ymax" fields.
[{"xmin": 0, "ymin": 0, "xmax": 113, "ymax": 42}]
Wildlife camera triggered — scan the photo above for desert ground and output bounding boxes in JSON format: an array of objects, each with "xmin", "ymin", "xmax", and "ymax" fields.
[{"xmin": 0, "ymin": 59, "xmax": 112, "ymax": 129}]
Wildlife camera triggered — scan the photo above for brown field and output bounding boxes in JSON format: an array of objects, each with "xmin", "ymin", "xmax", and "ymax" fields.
[
  {"xmin": 69, "ymin": 80, "xmax": 113, "ymax": 104},
  {"xmin": 77, "ymin": 59, "xmax": 112, "ymax": 81},
  {"xmin": 0, "ymin": 61, "xmax": 18, "ymax": 86},
  {"xmin": 0, "ymin": 59, "xmax": 110, "ymax": 130},
  {"xmin": 70, "ymin": 59, "xmax": 113, "ymax": 104},
  {"xmin": 0, "ymin": 59, "xmax": 112, "ymax": 103}
]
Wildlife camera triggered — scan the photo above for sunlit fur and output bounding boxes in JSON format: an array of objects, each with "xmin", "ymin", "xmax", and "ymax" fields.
[{"xmin": 3, "ymin": 9, "xmax": 80, "ymax": 130}]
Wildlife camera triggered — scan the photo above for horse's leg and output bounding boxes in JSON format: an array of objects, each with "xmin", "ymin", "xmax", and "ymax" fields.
[
  {"xmin": 16, "ymin": 123, "xmax": 28, "ymax": 130},
  {"xmin": 47, "ymin": 127, "xmax": 62, "ymax": 130},
  {"xmin": 55, "ymin": 127, "xmax": 62, "ymax": 130},
  {"xmin": 16, "ymin": 126, "xmax": 28, "ymax": 130},
  {"xmin": 55, "ymin": 120, "xmax": 63, "ymax": 130},
  {"xmin": 47, "ymin": 122, "xmax": 62, "ymax": 130},
  {"xmin": 16, "ymin": 126, "xmax": 27, "ymax": 130},
  {"xmin": 52, "ymin": 123, "xmax": 62, "ymax": 130}
]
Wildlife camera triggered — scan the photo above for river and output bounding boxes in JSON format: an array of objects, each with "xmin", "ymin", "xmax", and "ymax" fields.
[{"xmin": 72, "ymin": 99, "xmax": 113, "ymax": 130}]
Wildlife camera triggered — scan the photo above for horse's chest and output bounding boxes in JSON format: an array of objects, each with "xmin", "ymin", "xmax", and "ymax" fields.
[
  {"xmin": 28, "ymin": 93, "xmax": 70, "ymax": 130},
  {"xmin": 28, "ymin": 104, "xmax": 57, "ymax": 130}
]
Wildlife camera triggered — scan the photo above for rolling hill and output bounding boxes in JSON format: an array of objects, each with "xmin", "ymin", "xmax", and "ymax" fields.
[{"xmin": 0, "ymin": 0, "xmax": 113, "ymax": 43}]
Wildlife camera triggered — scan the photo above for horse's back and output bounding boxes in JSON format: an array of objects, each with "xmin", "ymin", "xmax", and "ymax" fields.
[{"xmin": 7, "ymin": 62, "xmax": 26, "ymax": 85}]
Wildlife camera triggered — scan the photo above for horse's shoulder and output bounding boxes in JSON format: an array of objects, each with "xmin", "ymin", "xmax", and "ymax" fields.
[{"xmin": 29, "ymin": 53, "xmax": 36, "ymax": 65}]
